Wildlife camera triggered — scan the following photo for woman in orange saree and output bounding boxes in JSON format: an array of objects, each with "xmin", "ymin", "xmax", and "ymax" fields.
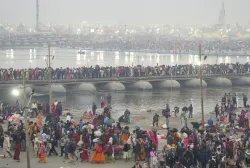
[
  {"xmin": 90, "ymin": 142, "xmax": 105, "ymax": 163},
  {"xmin": 38, "ymin": 142, "xmax": 46, "ymax": 163},
  {"xmin": 121, "ymin": 127, "xmax": 130, "ymax": 144}
]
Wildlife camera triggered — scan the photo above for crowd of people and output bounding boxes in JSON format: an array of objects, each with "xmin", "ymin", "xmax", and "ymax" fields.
[
  {"xmin": 2, "ymin": 29, "xmax": 250, "ymax": 53},
  {"xmin": 0, "ymin": 92, "xmax": 250, "ymax": 168},
  {"xmin": 0, "ymin": 63, "xmax": 249, "ymax": 81},
  {"xmin": 79, "ymin": 38, "xmax": 250, "ymax": 54}
]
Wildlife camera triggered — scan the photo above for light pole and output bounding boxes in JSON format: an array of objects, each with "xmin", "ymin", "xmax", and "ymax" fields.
[
  {"xmin": 21, "ymin": 70, "xmax": 35, "ymax": 168},
  {"xmin": 199, "ymin": 44, "xmax": 207, "ymax": 128},
  {"xmin": 29, "ymin": 60, "xmax": 32, "ymax": 69},
  {"xmin": 44, "ymin": 44, "xmax": 54, "ymax": 113}
]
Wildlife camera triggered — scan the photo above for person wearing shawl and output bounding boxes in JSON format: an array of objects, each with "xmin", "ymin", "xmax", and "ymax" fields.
[
  {"xmin": 137, "ymin": 138, "xmax": 146, "ymax": 161},
  {"xmin": 121, "ymin": 126, "xmax": 130, "ymax": 144},
  {"xmin": 38, "ymin": 142, "xmax": 46, "ymax": 163},
  {"xmin": 150, "ymin": 147, "xmax": 158, "ymax": 168},
  {"xmin": 104, "ymin": 127, "xmax": 111, "ymax": 145},
  {"xmin": 13, "ymin": 130, "xmax": 21, "ymax": 162},
  {"xmin": 42, "ymin": 102, "xmax": 46, "ymax": 116},
  {"xmin": 51, "ymin": 103, "xmax": 56, "ymax": 116},
  {"xmin": 3, "ymin": 133, "xmax": 12, "ymax": 158},
  {"xmin": 167, "ymin": 134, "xmax": 173, "ymax": 146},
  {"xmin": 90, "ymin": 141, "xmax": 105, "ymax": 163},
  {"xmin": 45, "ymin": 102, "xmax": 50, "ymax": 115},
  {"xmin": 149, "ymin": 130, "xmax": 158, "ymax": 150},
  {"xmin": 56, "ymin": 101, "xmax": 62, "ymax": 116},
  {"xmin": 83, "ymin": 128, "xmax": 90, "ymax": 146},
  {"xmin": 33, "ymin": 135, "xmax": 40, "ymax": 157},
  {"xmin": 126, "ymin": 134, "xmax": 134, "ymax": 160},
  {"xmin": 81, "ymin": 143, "xmax": 89, "ymax": 162},
  {"xmin": 72, "ymin": 131, "xmax": 80, "ymax": 144},
  {"xmin": 104, "ymin": 142, "xmax": 114, "ymax": 163}
]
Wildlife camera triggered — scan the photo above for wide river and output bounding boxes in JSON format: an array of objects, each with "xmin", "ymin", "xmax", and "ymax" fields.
[{"xmin": 0, "ymin": 48, "xmax": 249, "ymax": 120}]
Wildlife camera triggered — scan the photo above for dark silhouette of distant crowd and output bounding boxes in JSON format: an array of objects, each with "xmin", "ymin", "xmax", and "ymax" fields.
[{"xmin": 0, "ymin": 63, "xmax": 249, "ymax": 81}]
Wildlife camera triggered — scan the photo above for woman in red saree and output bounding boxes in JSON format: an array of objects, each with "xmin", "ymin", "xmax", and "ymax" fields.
[
  {"xmin": 38, "ymin": 142, "xmax": 46, "ymax": 163},
  {"xmin": 13, "ymin": 131, "xmax": 21, "ymax": 162},
  {"xmin": 13, "ymin": 143, "xmax": 21, "ymax": 161},
  {"xmin": 149, "ymin": 131, "xmax": 158, "ymax": 150},
  {"xmin": 72, "ymin": 132, "xmax": 80, "ymax": 144},
  {"xmin": 51, "ymin": 103, "xmax": 56, "ymax": 115},
  {"xmin": 42, "ymin": 103, "xmax": 46, "ymax": 116},
  {"xmin": 81, "ymin": 144, "xmax": 89, "ymax": 162}
]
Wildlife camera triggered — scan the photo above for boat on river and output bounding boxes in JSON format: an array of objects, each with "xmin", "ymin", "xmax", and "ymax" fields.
[{"xmin": 78, "ymin": 50, "xmax": 85, "ymax": 54}]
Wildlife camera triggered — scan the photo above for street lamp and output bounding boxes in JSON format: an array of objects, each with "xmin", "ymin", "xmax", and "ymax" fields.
[
  {"xmin": 199, "ymin": 44, "xmax": 207, "ymax": 129},
  {"xmin": 12, "ymin": 89, "xmax": 20, "ymax": 97}
]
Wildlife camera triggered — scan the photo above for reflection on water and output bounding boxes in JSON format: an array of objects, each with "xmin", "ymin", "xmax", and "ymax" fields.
[
  {"xmin": 1, "ymin": 87, "xmax": 250, "ymax": 120},
  {"xmin": 0, "ymin": 48, "xmax": 249, "ymax": 68}
]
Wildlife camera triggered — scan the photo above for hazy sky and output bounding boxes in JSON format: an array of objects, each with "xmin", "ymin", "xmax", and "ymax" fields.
[{"xmin": 0, "ymin": 0, "xmax": 249, "ymax": 26}]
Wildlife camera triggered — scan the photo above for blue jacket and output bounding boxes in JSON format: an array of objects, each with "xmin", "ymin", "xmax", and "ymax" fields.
[
  {"xmin": 135, "ymin": 142, "xmax": 141, "ymax": 154},
  {"xmin": 199, "ymin": 151, "xmax": 209, "ymax": 164}
]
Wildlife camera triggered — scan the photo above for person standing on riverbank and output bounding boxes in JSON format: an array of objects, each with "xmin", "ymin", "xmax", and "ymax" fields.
[
  {"xmin": 243, "ymin": 94, "xmax": 248, "ymax": 107},
  {"xmin": 153, "ymin": 113, "xmax": 159, "ymax": 127},
  {"xmin": 107, "ymin": 93, "xmax": 112, "ymax": 105},
  {"xmin": 165, "ymin": 104, "xmax": 171, "ymax": 127},
  {"xmin": 188, "ymin": 104, "xmax": 193, "ymax": 118},
  {"xmin": 92, "ymin": 102, "xmax": 97, "ymax": 116},
  {"xmin": 0, "ymin": 123, "xmax": 3, "ymax": 147},
  {"xmin": 232, "ymin": 93, "xmax": 237, "ymax": 107}
]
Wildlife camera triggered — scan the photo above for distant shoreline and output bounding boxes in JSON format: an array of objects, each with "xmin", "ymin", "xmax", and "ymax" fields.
[{"xmin": 0, "ymin": 46, "xmax": 250, "ymax": 56}]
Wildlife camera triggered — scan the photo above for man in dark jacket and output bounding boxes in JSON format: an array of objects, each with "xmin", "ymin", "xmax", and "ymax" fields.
[
  {"xmin": 199, "ymin": 147, "xmax": 210, "ymax": 168},
  {"xmin": 49, "ymin": 136, "xmax": 58, "ymax": 156},
  {"xmin": 68, "ymin": 141, "xmax": 78, "ymax": 163},
  {"xmin": 0, "ymin": 124, "xmax": 3, "ymax": 148},
  {"xmin": 153, "ymin": 113, "xmax": 159, "ymax": 127},
  {"xmin": 107, "ymin": 93, "xmax": 112, "ymax": 105},
  {"xmin": 92, "ymin": 102, "xmax": 97, "ymax": 116},
  {"xmin": 243, "ymin": 94, "xmax": 248, "ymax": 107},
  {"xmin": 173, "ymin": 161, "xmax": 183, "ymax": 168},
  {"xmin": 188, "ymin": 104, "xmax": 193, "ymax": 118}
]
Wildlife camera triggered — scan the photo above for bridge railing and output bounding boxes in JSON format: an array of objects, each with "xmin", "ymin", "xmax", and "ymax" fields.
[{"xmin": 0, "ymin": 73, "xmax": 249, "ymax": 85}]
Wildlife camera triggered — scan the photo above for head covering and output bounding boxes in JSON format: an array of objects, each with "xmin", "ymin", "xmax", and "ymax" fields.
[{"xmin": 135, "ymin": 126, "xmax": 140, "ymax": 130}]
